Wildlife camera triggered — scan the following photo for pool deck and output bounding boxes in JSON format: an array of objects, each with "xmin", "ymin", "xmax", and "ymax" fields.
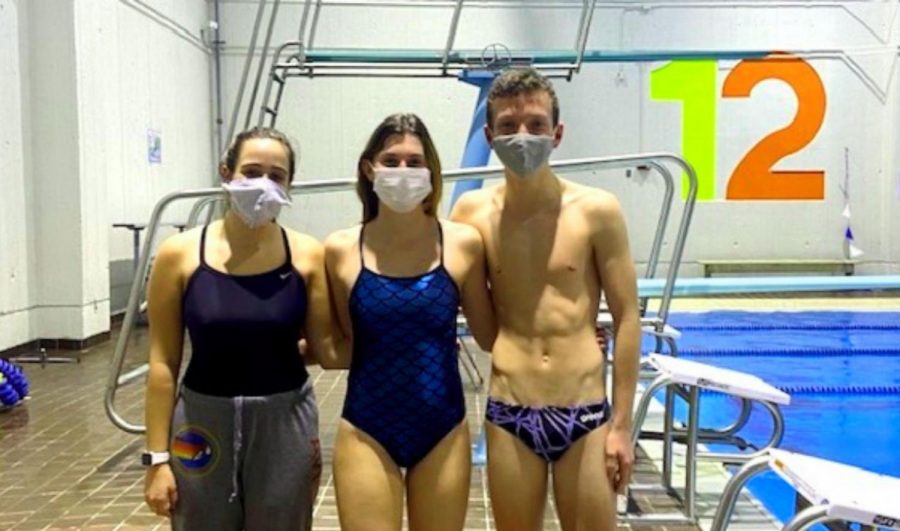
[
  {"xmin": 1, "ymin": 328, "xmax": 699, "ymax": 531},
  {"xmin": 3, "ymin": 296, "xmax": 898, "ymax": 530}
]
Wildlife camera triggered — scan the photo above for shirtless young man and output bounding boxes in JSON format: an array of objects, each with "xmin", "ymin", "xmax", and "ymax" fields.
[{"xmin": 450, "ymin": 68, "xmax": 641, "ymax": 530}]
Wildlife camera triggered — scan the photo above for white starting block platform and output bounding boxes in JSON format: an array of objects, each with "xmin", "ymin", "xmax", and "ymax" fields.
[
  {"xmin": 649, "ymin": 355, "xmax": 790, "ymax": 406},
  {"xmin": 626, "ymin": 354, "xmax": 791, "ymax": 526},
  {"xmin": 713, "ymin": 449, "xmax": 900, "ymax": 530}
]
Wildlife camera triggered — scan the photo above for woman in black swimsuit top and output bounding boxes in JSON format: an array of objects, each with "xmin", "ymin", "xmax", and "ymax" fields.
[{"xmin": 143, "ymin": 128, "xmax": 346, "ymax": 531}]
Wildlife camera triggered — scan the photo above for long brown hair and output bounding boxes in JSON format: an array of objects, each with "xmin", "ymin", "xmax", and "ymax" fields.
[{"xmin": 357, "ymin": 113, "xmax": 442, "ymax": 223}]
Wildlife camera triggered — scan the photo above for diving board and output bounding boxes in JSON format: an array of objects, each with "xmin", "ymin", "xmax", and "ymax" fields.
[
  {"xmin": 300, "ymin": 48, "xmax": 771, "ymax": 65},
  {"xmin": 712, "ymin": 449, "xmax": 900, "ymax": 531}
]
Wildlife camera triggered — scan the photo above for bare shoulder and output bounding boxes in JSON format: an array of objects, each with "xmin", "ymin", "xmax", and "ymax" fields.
[
  {"xmin": 155, "ymin": 226, "xmax": 200, "ymax": 263},
  {"xmin": 563, "ymin": 180, "xmax": 624, "ymax": 223},
  {"xmin": 284, "ymin": 227, "xmax": 324, "ymax": 257},
  {"xmin": 449, "ymin": 187, "xmax": 495, "ymax": 221},
  {"xmin": 148, "ymin": 227, "xmax": 203, "ymax": 284},
  {"xmin": 323, "ymin": 226, "xmax": 360, "ymax": 260},
  {"xmin": 441, "ymin": 219, "xmax": 484, "ymax": 254}
]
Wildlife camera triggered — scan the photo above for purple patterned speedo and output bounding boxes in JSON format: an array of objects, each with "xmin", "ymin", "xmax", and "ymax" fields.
[{"xmin": 485, "ymin": 397, "xmax": 611, "ymax": 462}]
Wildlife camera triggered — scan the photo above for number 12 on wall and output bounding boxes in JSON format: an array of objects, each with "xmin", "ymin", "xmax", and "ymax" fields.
[{"xmin": 651, "ymin": 54, "xmax": 826, "ymax": 201}]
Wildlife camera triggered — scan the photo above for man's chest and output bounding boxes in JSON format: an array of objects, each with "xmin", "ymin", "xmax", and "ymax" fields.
[{"xmin": 481, "ymin": 211, "xmax": 595, "ymax": 289}]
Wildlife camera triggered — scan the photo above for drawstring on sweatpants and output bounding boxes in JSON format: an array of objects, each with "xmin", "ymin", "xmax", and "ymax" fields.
[{"xmin": 229, "ymin": 396, "xmax": 244, "ymax": 503}]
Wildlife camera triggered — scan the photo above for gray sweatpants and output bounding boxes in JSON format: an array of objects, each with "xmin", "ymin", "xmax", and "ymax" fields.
[{"xmin": 170, "ymin": 382, "xmax": 320, "ymax": 531}]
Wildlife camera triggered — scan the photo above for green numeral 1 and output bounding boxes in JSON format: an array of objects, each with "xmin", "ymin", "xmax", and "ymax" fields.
[{"xmin": 650, "ymin": 60, "xmax": 717, "ymax": 201}]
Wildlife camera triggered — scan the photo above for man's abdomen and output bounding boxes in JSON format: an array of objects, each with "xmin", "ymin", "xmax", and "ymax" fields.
[{"xmin": 489, "ymin": 327, "xmax": 607, "ymax": 406}]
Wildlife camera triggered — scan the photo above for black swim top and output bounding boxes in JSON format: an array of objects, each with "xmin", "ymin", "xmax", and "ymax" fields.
[{"xmin": 181, "ymin": 225, "xmax": 309, "ymax": 396}]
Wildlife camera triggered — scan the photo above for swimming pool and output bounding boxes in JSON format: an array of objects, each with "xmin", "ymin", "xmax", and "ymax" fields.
[{"xmin": 649, "ymin": 311, "xmax": 900, "ymax": 527}]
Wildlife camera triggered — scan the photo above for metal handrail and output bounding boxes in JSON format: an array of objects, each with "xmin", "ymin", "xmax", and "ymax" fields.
[
  {"xmin": 258, "ymin": 41, "xmax": 302, "ymax": 126},
  {"xmin": 243, "ymin": 0, "xmax": 283, "ymax": 131},
  {"xmin": 106, "ymin": 152, "xmax": 696, "ymax": 434},
  {"xmin": 639, "ymin": 160, "xmax": 675, "ymax": 316},
  {"xmin": 710, "ymin": 454, "xmax": 772, "ymax": 531},
  {"xmin": 573, "ymin": 0, "xmax": 598, "ymax": 74},
  {"xmin": 226, "ymin": 0, "xmax": 268, "ymax": 145},
  {"xmin": 697, "ymin": 400, "xmax": 785, "ymax": 463},
  {"xmin": 629, "ymin": 373, "xmax": 786, "ymax": 524},
  {"xmin": 441, "ymin": 0, "xmax": 466, "ymax": 76},
  {"xmin": 185, "ymin": 196, "xmax": 221, "ymax": 229}
]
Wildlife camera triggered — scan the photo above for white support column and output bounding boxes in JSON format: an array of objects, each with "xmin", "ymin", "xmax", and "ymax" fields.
[{"xmin": 27, "ymin": 0, "xmax": 110, "ymax": 342}]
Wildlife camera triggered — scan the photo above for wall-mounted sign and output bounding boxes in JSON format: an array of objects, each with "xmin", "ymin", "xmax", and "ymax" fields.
[
  {"xmin": 147, "ymin": 129, "xmax": 162, "ymax": 165},
  {"xmin": 651, "ymin": 53, "xmax": 826, "ymax": 201}
]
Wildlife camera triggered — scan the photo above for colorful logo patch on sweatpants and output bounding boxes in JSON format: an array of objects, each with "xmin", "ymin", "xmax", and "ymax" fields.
[{"xmin": 172, "ymin": 425, "xmax": 218, "ymax": 474}]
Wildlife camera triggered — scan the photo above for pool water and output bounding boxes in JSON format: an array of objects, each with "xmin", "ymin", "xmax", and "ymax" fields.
[{"xmin": 647, "ymin": 311, "xmax": 900, "ymax": 527}]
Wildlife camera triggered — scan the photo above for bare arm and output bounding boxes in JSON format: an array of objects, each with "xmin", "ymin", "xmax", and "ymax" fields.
[
  {"xmin": 448, "ymin": 190, "xmax": 478, "ymax": 226},
  {"xmin": 317, "ymin": 232, "xmax": 356, "ymax": 369},
  {"xmin": 449, "ymin": 193, "xmax": 498, "ymax": 351},
  {"xmin": 144, "ymin": 238, "xmax": 186, "ymax": 452},
  {"xmin": 591, "ymin": 194, "xmax": 640, "ymax": 493},
  {"xmin": 143, "ymin": 237, "xmax": 187, "ymax": 517},
  {"xmin": 592, "ymin": 196, "xmax": 641, "ymax": 431},
  {"xmin": 459, "ymin": 228, "xmax": 497, "ymax": 352},
  {"xmin": 301, "ymin": 237, "xmax": 351, "ymax": 370}
]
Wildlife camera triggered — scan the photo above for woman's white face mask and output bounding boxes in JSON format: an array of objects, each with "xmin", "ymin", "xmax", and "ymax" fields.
[
  {"xmin": 222, "ymin": 176, "xmax": 291, "ymax": 228},
  {"xmin": 372, "ymin": 167, "xmax": 432, "ymax": 213}
]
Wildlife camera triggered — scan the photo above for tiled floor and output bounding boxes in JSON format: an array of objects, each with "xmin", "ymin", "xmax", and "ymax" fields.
[{"xmin": 11, "ymin": 298, "xmax": 863, "ymax": 530}]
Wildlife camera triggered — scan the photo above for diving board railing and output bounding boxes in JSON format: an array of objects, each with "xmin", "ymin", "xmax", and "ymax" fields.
[
  {"xmin": 105, "ymin": 152, "xmax": 696, "ymax": 433},
  {"xmin": 255, "ymin": 43, "xmax": 771, "ymax": 133},
  {"xmin": 286, "ymin": 0, "xmax": 769, "ymax": 76},
  {"xmin": 229, "ymin": 0, "xmax": 770, "ymax": 136},
  {"xmin": 231, "ymin": 0, "xmax": 600, "ymax": 138},
  {"xmin": 296, "ymin": 1, "xmax": 601, "ymax": 77},
  {"xmin": 246, "ymin": 0, "xmax": 600, "ymax": 134}
]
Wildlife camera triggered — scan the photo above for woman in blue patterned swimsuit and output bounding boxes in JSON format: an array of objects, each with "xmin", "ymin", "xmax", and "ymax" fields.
[{"xmin": 321, "ymin": 113, "xmax": 497, "ymax": 530}]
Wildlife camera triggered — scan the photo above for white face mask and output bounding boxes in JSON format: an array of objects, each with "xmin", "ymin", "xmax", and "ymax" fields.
[
  {"xmin": 492, "ymin": 133, "xmax": 555, "ymax": 177},
  {"xmin": 221, "ymin": 176, "xmax": 291, "ymax": 228},
  {"xmin": 372, "ymin": 167, "xmax": 433, "ymax": 214}
]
